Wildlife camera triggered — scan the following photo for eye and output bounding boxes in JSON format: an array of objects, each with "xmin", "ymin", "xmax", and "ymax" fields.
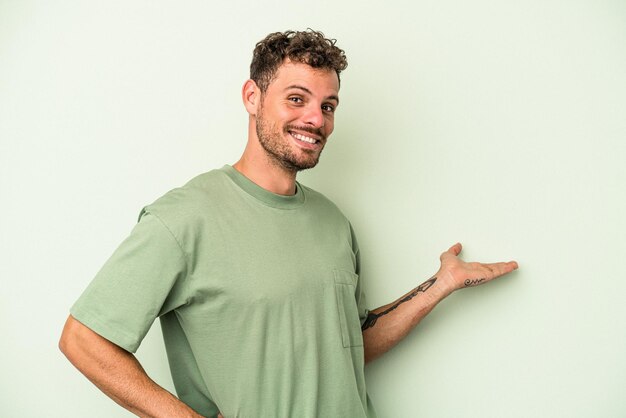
[
  {"xmin": 288, "ymin": 96, "xmax": 303, "ymax": 104},
  {"xmin": 322, "ymin": 104, "xmax": 336, "ymax": 113}
]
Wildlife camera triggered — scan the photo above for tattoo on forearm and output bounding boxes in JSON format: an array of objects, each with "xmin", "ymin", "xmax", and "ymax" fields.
[
  {"xmin": 464, "ymin": 278, "xmax": 485, "ymax": 287},
  {"xmin": 361, "ymin": 277, "xmax": 437, "ymax": 331}
]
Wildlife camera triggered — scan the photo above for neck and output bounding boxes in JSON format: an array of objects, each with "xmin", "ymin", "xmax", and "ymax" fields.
[{"xmin": 233, "ymin": 154, "xmax": 298, "ymax": 196}]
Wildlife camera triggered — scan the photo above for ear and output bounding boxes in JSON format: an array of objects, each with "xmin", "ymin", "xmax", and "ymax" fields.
[{"xmin": 242, "ymin": 79, "xmax": 260, "ymax": 115}]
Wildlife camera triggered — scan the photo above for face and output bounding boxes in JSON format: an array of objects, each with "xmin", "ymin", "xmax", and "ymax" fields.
[{"xmin": 254, "ymin": 61, "xmax": 339, "ymax": 172}]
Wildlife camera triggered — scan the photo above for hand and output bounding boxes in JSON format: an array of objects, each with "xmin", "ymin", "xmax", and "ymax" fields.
[{"xmin": 437, "ymin": 243, "xmax": 518, "ymax": 293}]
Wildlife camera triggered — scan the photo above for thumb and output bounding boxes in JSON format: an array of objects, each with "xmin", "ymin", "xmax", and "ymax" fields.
[{"xmin": 442, "ymin": 242, "xmax": 462, "ymax": 259}]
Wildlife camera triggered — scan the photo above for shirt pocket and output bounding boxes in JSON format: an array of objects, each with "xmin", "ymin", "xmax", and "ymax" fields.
[{"xmin": 333, "ymin": 269, "xmax": 364, "ymax": 348}]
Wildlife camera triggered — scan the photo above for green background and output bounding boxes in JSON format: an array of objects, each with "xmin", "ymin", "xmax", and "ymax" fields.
[{"xmin": 1, "ymin": 1, "xmax": 625, "ymax": 416}]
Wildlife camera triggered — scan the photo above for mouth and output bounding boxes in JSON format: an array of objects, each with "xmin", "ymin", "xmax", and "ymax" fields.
[
  {"xmin": 288, "ymin": 130, "xmax": 323, "ymax": 149},
  {"xmin": 290, "ymin": 131, "xmax": 320, "ymax": 144}
]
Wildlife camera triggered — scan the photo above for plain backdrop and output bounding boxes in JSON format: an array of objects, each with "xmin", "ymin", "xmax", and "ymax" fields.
[{"xmin": 1, "ymin": 1, "xmax": 625, "ymax": 417}]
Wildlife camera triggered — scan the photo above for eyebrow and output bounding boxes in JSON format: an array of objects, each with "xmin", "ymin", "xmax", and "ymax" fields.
[{"xmin": 285, "ymin": 85, "xmax": 339, "ymax": 104}]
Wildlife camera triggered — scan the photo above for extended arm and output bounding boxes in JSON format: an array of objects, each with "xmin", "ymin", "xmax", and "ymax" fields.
[
  {"xmin": 362, "ymin": 243, "xmax": 518, "ymax": 363},
  {"xmin": 59, "ymin": 315, "xmax": 206, "ymax": 418}
]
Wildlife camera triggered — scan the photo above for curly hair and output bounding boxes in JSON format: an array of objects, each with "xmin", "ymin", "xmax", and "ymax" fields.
[{"xmin": 250, "ymin": 29, "xmax": 348, "ymax": 93}]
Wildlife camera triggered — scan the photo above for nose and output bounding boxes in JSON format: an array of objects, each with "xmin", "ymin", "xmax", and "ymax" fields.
[{"xmin": 302, "ymin": 104, "xmax": 324, "ymax": 129}]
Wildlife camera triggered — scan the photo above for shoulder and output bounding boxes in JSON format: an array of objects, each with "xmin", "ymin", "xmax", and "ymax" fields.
[
  {"xmin": 299, "ymin": 183, "xmax": 351, "ymax": 224},
  {"xmin": 300, "ymin": 183, "xmax": 342, "ymax": 210},
  {"xmin": 144, "ymin": 168, "xmax": 227, "ymax": 212},
  {"xmin": 138, "ymin": 168, "xmax": 232, "ymax": 234}
]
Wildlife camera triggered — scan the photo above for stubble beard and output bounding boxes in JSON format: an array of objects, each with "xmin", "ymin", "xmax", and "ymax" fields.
[{"xmin": 255, "ymin": 106, "xmax": 325, "ymax": 173}]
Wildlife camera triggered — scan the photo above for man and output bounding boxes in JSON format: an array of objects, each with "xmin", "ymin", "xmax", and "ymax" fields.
[{"xmin": 59, "ymin": 30, "xmax": 518, "ymax": 418}]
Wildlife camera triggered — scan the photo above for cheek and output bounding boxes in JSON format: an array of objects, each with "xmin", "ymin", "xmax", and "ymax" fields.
[
  {"xmin": 325, "ymin": 118, "xmax": 335, "ymax": 135},
  {"xmin": 280, "ymin": 110, "xmax": 301, "ymax": 126}
]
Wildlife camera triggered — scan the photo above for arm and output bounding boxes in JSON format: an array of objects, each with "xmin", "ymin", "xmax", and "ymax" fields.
[
  {"xmin": 59, "ymin": 315, "xmax": 207, "ymax": 418},
  {"xmin": 362, "ymin": 243, "xmax": 518, "ymax": 364}
]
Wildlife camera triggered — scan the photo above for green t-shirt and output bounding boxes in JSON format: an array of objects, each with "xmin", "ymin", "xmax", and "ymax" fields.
[{"xmin": 71, "ymin": 165, "xmax": 377, "ymax": 418}]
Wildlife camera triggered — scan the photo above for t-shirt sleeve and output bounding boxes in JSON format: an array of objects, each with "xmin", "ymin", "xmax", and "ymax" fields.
[
  {"xmin": 355, "ymin": 255, "xmax": 369, "ymax": 326},
  {"xmin": 70, "ymin": 210, "xmax": 189, "ymax": 353},
  {"xmin": 350, "ymin": 223, "xmax": 369, "ymax": 325}
]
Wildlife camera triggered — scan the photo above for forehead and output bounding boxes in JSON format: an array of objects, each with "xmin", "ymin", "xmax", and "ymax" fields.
[{"xmin": 268, "ymin": 61, "xmax": 339, "ymax": 97}]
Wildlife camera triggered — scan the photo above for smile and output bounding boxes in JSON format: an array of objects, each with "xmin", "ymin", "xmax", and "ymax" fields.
[{"xmin": 290, "ymin": 131, "xmax": 319, "ymax": 144}]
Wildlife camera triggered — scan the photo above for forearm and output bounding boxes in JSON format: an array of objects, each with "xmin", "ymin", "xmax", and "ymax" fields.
[
  {"xmin": 362, "ymin": 272, "xmax": 453, "ymax": 364},
  {"xmin": 59, "ymin": 315, "xmax": 203, "ymax": 418},
  {"xmin": 361, "ymin": 243, "xmax": 518, "ymax": 364}
]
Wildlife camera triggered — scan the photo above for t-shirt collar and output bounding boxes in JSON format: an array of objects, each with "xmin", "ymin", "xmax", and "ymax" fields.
[{"xmin": 221, "ymin": 165, "xmax": 306, "ymax": 209}]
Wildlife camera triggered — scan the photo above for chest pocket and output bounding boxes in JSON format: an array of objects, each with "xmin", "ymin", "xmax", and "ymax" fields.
[{"xmin": 333, "ymin": 269, "xmax": 364, "ymax": 348}]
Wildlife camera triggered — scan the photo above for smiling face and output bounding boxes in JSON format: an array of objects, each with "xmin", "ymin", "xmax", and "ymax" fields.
[{"xmin": 253, "ymin": 61, "xmax": 340, "ymax": 172}]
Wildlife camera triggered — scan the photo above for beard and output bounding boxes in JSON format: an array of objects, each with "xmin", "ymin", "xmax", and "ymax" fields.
[{"xmin": 256, "ymin": 106, "xmax": 325, "ymax": 172}]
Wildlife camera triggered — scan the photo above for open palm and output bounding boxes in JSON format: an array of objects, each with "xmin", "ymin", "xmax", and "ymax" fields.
[{"xmin": 438, "ymin": 243, "xmax": 518, "ymax": 291}]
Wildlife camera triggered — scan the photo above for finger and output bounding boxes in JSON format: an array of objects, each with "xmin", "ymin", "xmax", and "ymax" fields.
[
  {"xmin": 441, "ymin": 242, "xmax": 462, "ymax": 260},
  {"xmin": 481, "ymin": 261, "xmax": 518, "ymax": 278}
]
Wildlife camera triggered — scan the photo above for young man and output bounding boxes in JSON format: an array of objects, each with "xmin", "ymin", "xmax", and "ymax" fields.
[{"xmin": 60, "ymin": 30, "xmax": 518, "ymax": 418}]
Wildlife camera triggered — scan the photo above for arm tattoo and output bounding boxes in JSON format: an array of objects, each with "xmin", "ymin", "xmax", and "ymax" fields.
[
  {"xmin": 361, "ymin": 276, "xmax": 437, "ymax": 331},
  {"xmin": 464, "ymin": 278, "xmax": 485, "ymax": 286}
]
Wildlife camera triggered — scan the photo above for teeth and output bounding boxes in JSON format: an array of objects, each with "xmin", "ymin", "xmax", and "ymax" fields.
[{"xmin": 292, "ymin": 132, "xmax": 317, "ymax": 144}]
